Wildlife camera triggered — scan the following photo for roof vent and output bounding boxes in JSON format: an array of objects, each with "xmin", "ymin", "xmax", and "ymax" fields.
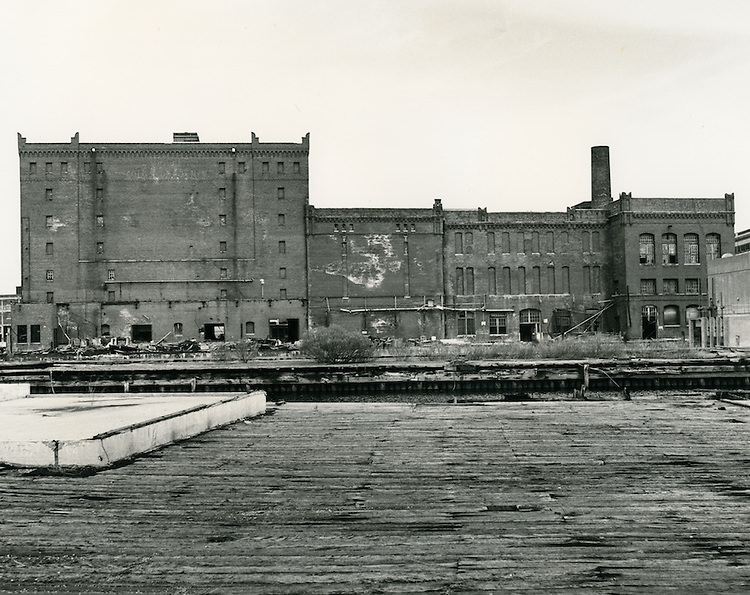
[{"xmin": 173, "ymin": 132, "xmax": 200, "ymax": 143}]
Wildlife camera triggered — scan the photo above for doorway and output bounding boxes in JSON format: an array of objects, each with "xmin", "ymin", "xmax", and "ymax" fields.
[{"xmin": 641, "ymin": 305, "xmax": 657, "ymax": 339}]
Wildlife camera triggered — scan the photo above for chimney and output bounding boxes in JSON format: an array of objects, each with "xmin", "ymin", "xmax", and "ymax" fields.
[{"xmin": 591, "ymin": 146, "xmax": 611, "ymax": 208}]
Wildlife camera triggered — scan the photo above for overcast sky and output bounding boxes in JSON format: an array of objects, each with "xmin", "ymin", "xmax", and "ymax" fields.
[{"xmin": 2, "ymin": 0, "xmax": 749, "ymax": 294}]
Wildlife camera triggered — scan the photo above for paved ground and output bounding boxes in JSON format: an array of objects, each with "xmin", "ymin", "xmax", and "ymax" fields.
[{"xmin": 2, "ymin": 392, "xmax": 750, "ymax": 593}]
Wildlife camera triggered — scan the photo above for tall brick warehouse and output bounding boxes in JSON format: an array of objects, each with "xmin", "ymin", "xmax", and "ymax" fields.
[{"xmin": 12, "ymin": 135, "xmax": 735, "ymax": 352}]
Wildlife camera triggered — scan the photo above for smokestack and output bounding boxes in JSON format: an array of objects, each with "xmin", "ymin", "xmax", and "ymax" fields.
[{"xmin": 591, "ymin": 146, "xmax": 611, "ymax": 208}]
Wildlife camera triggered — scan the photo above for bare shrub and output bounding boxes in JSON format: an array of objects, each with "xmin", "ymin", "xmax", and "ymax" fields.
[{"xmin": 301, "ymin": 325, "xmax": 375, "ymax": 363}]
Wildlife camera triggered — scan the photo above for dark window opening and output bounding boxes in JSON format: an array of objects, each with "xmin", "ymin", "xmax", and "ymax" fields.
[
  {"xmin": 30, "ymin": 325, "xmax": 41, "ymax": 343},
  {"xmin": 203, "ymin": 323, "xmax": 225, "ymax": 341},
  {"xmin": 131, "ymin": 324, "xmax": 153, "ymax": 342},
  {"xmin": 17, "ymin": 325, "xmax": 28, "ymax": 343},
  {"xmin": 269, "ymin": 318, "xmax": 299, "ymax": 342}
]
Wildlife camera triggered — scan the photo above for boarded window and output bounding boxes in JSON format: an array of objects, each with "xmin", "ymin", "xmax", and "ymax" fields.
[
  {"xmin": 663, "ymin": 305, "xmax": 680, "ymax": 326},
  {"xmin": 45, "ymin": 242, "xmax": 53, "ymax": 255},
  {"xmin": 220, "ymin": 241, "xmax": 227, "ymax": 253},
  {"xmin": 547, "ymin": 266, "xmax": 556, "ymax": 293},
  {"xmin": 455, "ymin": 232, "xmax": 463, "ymax": 254},
  {"xmin": 455, "ymin": 268, "xmax": 465, "ymax": 294},
  {"xmin": 488, "ymin": 267, "xmax": 497, "ymax": 294},
  {"xmin": 502, "ymin": 267, "xmax": 512, "ymax": 294},
  {"xmin": 546, "ymin": 231, "xmax": 555, "ymax": 253},
  {"xmin": 278, "ymin": 240, "xmax": 286, "ymax": 254},
  {"xmin": 465, "ymin": 267, "xmax": 474, "ymax": 294},
  {"xmin": 218, "ymin": 162, "xmax": 226, "ymax": 174},
  {"xmin": 501, "ymin": 232, "xmax": 511, "ymax": 253},
  {"xmin": 245, "ymin": 321, "xmax": 255, "ymax": 335},
  {"xmin": 519, "ymin": 266, "xmax": 527, "ymax": 294}
]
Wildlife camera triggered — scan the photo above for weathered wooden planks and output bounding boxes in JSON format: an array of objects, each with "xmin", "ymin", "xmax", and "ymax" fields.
[{"xmin": 2, "ymin": 394, "xmax": 750, "ymax": 592}]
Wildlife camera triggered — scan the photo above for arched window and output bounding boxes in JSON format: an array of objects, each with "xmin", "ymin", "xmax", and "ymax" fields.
[
  {"xmin": 661, "ymin": 233, "xmax": 677, "ymax": 265},
  {"xmin": 639, "ymin": 233, "xmax": 655, "ymax": 264},
  {"xmin": 245, "ymin": 321, "xmax": 255, "ymax": 336},
  {"xmin": 101, "ymin": 324, "xmax": 111, "ymax": 337},
  {"xmin": 663, "ymin": 305, "xmax": 680, "ymax": 327},
  {"xmin": 706, "ymin": 233, "xmax": 721, "ymax": 260},
  {"xmin": 684, "ymin": 233, "xmax": 700, "ymax": 264}
]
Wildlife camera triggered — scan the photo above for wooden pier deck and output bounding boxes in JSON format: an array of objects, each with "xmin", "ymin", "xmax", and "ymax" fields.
[{"xmin": 2, "ymin": 392, "xmax": 750, "ymax": 593}]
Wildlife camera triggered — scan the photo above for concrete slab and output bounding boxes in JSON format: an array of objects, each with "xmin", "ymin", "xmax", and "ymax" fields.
[{"xmin": 0, "ymin": 391, "xmax": 266, "ymax": 469}]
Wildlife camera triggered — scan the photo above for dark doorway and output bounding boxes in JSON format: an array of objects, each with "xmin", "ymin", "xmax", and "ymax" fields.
[
  {"xmin": 203, "ymin": 323, "xmax": 225, "ymax": 341},
  {"xmin": 641, "ymin": 305, "xmax": 657, "ymax": 339},
  {"xmin": 519, "ymin": 308, "xmax": 541, "ymax": 342},
  {"xmin": 132, "ymin": 324, "xmax": 153, "ymax": 342},
  {"xmin": 269, "ymin": 318, "xmax": 300, "ymax": 342}
]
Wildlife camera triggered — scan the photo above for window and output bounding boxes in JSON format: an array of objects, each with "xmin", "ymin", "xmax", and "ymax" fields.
[
  {"xmin": 502, "ymin": 267, "xmax": 512, "ymax": 294},
  {"xmin": 46, "ymin": 292, "xmax": 54, "ymax": 304},
  {"xmin": 174, "ymin": 322, "xmax": 183, "ymax": 336},
  {"xmin": 662, "ymin": 233, "xmax": 677, "ymax": 265},
  {"xmin": 46, "ymin": 216, "xmax": 53, "ymax": 228},
  {"xmin": 487, "ymin": 231, "xmax": 495, "ymax": 254},
  {"xmin": 591, "ymin": 231, "xmax": 600, "ymax": 252},
  {"xmin": 96, "ymin": 215, "xmax": 104, "ymax": 227},
  {"xmin": 219, "ymin": 187, "xmax": 226, "ymax": 199},
  {"xmin": 684, "ymin": 233, "xmax": 699, "ymax": 264},
  {"xmin": 29, "ymin": 162, "xmax": 37, "ymax": 174},
  {"xmin": 218, "ymin": 161, "xmax": 226, "ymax": 174},
  {"xmin": 489, "ymin": 313, "xmax": 507, "ymax": 335},
  {"xmin": 280, "ymin": 288, "xmax": 287, "ymax": 299},
  {"xmin": 640, "ymin": 279, "xmax": 656, "ymax": 295},
  {"xmin": 278, "ymin": 240, "xmax": 286, "ymax": 254},
  {"xmin": 277, "ymin": 187, "xmax": 285, "ymax": 199},
  {"xmin": 663, "ymin": 305, "xmax": 680, "ymax": 327},
  {"xmin": 457, "ymin": 311, "xmax": 476, "ymax": 335},
  {"xmin": 519, "ymin": 266, "xmax": 527, "ymax": 294},
  {"xmin": 455, "ymin": 268, "xmax": 464, "ymax": 294},
  {"xmin": 455, "ymin": 232, "xmax": 463, "ymax": 254},
  {"xmin": 561, "ymin": 231, "xmax": 569, "ymax": 249},
  {"xmin": 107, "ymin": 269, "xmax": 115, "ymax": 281},
  {"xmin": 17, "ymin": 325, "xmax": 27, "ymax": 343},
  {"xmin": 108, "ymin": 290, "xmax": 116, "ymax": 301},
  {"xmin": 30, "ymin": 325, "xmax": 41, "ymax": 343},
  {"xmin": 293, "ymin": 162, "xmax": 300, "ymax": 174},
  {"xmin": 531, "ymin": 266, "xmax": 541, "ymax": 294},
  {"xmin": 277, "ymin": 162, "xmax": 284, "ymax": 174},
  {"xmin": 639, "ymin": 234, "xmax": 655, "ymax": 264},
  {"xmin": 45, "ymin": 162, "xmax": 53, "ymax": 174},
  {"xmin": 501, "ymin": 231, "xmax": 511, "ymax": 253},
  {"xmin": 522, "ymin": 232, "xmax": 531, "ymax": 254},
  {"xmin": 663, "ymin": 279, "xmax": 678, "ymax": 294},
  {"xmin": 220, "ymin": 289, "xmax": 228, "ymax": 300},
  {"xmin": 465, "ymin": 267, "xmax": 475, "ymax": 294},
  {"xmin": 531, "ymin": 231, "xmax": 540, "ymax": 253},
  {"xmin": 96, "ymin": 242, "xmax": 103, "ymax": 255},
  {"xmin": 582, "ymin": 232, "xmax": 591, "ymax": 253},
  {"xmin": 96, "ymin": 162, "xmax": 103, "ymax": 173},
  {"xmin": 45, "ymin": 242, "xmax": 53, "ymax": 256},
  {"xmin": 219, "ymin": 268, "xmax": 228, "ymax": 279},
  {"xmin": 583, "ymin": 265, "xmax": 591, "ymax": 293},
  {"xmin": 562, "ymin": 266, "xmax": 570, "ymax": 293},
  {"xmin": 465, "ymin": 232, "xmax": 474, "ymax": 254},
  {"xmin": 238, "ymin": 161, "xmax": 246, "ymax": 173},
  {"xmin": 84, "ymin": 162, "xmax": 91, "ymax": 174},
  {"xmin": 546, "ymin": 231, "xmax": 555, "ymax": 253},
  {"xmin": 520, "ymin": 309, "xmax": 541, "ymax": 324},
  {"xmin": 96, "ymin": 188, "xmax": 103, "ymax": 200},
  {"xmin": 278, "ymin": 213, "xmax": 285, "ymax": 226},
  {"xmin": 262, "ymin": 162, "xmax": 270, "ymax": 173},
  {"xmin": 592, "ymin": 265, "xmax": 601, "ymax": 293},
  {"xmin": 46, "ymin": 188, "xmax": 53, "ymax": 201},
  {"xmin": 219, "ymin": 214, "xmax": 227, "ymax": 226},
  {"xmin": 219, "ymin": 241, "xmax": 227, "ymax": 253},
  {"xmin": 101, "ymin": 324, "xmax": 111, "ymax": 337},
  {"xmin": 488, "ymin": 267, "xmax": 497, "ymax": 294},
  {"xmin": 706, "ymin": 233, "xmax": 721, "ymax": 261},
  {"xmin": 60, "ymin": 162, "xmax": 68, "ymax": 174},
  {"xmin": 685, "ymin": 279, "xmax": 700, "ymax": 295},
  {"xmin": 547, "ymin": 266, "xmax": 556, "ymax": 294},
  {"xmin": 46, "ymin": 270, "xmax": 54, "ymax": 281},
  {"xmin": 279, "ymin": 267, "xmax": 287, "ymax": 279}
]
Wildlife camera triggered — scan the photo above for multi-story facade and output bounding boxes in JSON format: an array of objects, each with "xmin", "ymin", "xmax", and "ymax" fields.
[
  {"xmin": 15, "ymin": 132, "xmax": 309, "ymax": 352},
  {"xmin": 12, "ymin": 136, "xmax": 736, "ymax": 352}
]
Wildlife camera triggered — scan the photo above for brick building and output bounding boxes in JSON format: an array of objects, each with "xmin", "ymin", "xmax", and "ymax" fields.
[
  {"xmin": 12, "ymin": 136, "xmax": 736, "ymax": 351},
  {"xmin": 14, "ymin": 132, "xmax": 309, "ymax": 352}
]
